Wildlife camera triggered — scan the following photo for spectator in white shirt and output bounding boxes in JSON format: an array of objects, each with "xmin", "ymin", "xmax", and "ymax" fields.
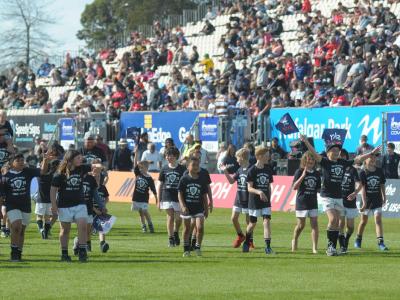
[{"xmin": 141, "ymin": 143, "xmax": 162, "ymax": 172}]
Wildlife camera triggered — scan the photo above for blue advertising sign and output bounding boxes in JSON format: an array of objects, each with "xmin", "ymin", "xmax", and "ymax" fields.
[
  {"xmin": 59, "ymin": 118, "xmax": 75, "ymax": 150},
  {"xmin": 386, "ymin": 112, "xmax": 400, "ymax": 142},
  {"xmin": 120, "ymin": 111, "xmax": 203, "ymax": 150},
  {"xmin": 270, "ymin": 106, "xmax": 400, "ymax": 152},
  {"xmin": 199, "ymin": 117, "xmax": 219, "ymax": 152}
]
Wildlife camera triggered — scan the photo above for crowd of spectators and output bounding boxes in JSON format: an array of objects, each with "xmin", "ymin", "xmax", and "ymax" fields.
[{"xmin": 1, "ymin": 0, "xmax": 400, "ymax": 120}]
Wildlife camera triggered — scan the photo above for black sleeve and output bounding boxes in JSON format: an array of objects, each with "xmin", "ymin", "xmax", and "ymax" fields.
[
  {"xmin": 51, "ymin": 173, "xmax": 64, "ymax": 188},
  {"xmin": 232, "ymin": 169, "xmax": 240, "ymax": 181},
  {"xmin": 359, "ymin": 170, "xmax": 367, "ymax": 186},
  {"xmin": 345, "ymin": 159, "xmax": 355, "ymax": 168},
  {"xmin": 177, "ymin": 177, "xmax": 186, "ymax": 193},
  {"xmin": 204, "ymin": 170, "xmax": 212, "ymax": 185},
  {"xmin": 380, "ymin": 169, "xmax": 386, "ymax": 185},
  {"xmin": 320, "ymin": 157, "xmax": 330, "ymax": 168},
  {"xmin": 81, "ymin": 164, "xmax": 92, "ymax": 174},
  {"xmin": 158, "ymin": 168, "xmax": 165, "ymax": 182},
  {"xmin": 268, "ymin": 166, "xmax": 274, "ymax": 183},
  {"xmin": 26, "ymin": 167, "xmax": 41, "ymax": 179},
  {"xmin": 316, "ymin": 171, "xmax": 322, "ymax": 190},
  {"xmin": 149, "ymin": 177, "xmax": 156, "ymax": 195},
  {"xmin": 292, "ymin": 169, "xmax": 302, "ymax": 184},
  {"xmin": 247, "ymin": 166, "xmax": 255, "ymax": 183}
]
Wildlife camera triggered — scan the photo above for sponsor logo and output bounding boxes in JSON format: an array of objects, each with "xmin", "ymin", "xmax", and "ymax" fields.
[
  {"xmin": 15, "ymin": 123, "xmax": 40, "ymax": 137},
  {"xmin": 358, "ymin": 115, "xmax": 381, "ymax": 144}
]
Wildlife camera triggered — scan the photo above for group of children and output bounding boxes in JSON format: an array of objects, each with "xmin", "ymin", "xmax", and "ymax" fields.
[
  {"xmin": 0, "ymin": 149, "xmax": 111, "ymax": 262},
  {"xmin": 0, "ymin": 134, "xmax": 388, "ymax": 261},
  {"xmin": 131, "ymin": 135, "xmax": 388, "ymax": 257}
]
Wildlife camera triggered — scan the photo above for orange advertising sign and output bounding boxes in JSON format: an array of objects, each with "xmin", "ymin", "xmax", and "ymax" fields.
[{"xmin": 106, "ymin": 171, "xmax": 159, "ymax": 204}]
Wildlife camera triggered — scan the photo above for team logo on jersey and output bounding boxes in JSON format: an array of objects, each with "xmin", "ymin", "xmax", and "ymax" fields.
[
  {"xmin": 258, "ymin": 175, "xmax": 267, "ymax": 185},
  {"xmin": 239, "ymin": 176, "xmax": 246, "ymax": 186},
  {"xmin": 70, "ymin": 177, "xmax": 80, "ymax": 186},
  {"xmin": 306, "ymin": 178, "xmax": 316, "ymax": 188},
  {"xmin": 14, "ymin": 179, "xmax": 24, "ymax": 189},
  {"xmin": 167, "ymin": 174, "xmax": 177, "ymax": 184},
  {"xmin": 189, "ymin": 186, "xmax": 199, "ymax": 196},
  {"xmin": 333, "ymin": 167, "xmax": 342, "ymax": 176},
  {"xmin": 137, "ymin": 178, "xmax": 147, "ymax": 189},
  {"xmin": 368, "ymin": 178, "xmax": 378, "ymax": 188},
  {"xmin": 82, "ymin": 184, "xmax": 89, "ymax": 194},
  {"xmin": 0, "ymin": 150, "xmax": 6, "ymax": 160}
]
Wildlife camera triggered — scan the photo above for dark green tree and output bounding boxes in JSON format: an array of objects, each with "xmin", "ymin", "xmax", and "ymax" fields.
[{"xmin": 77, "ymin": 0, "xmax": 196, "ymax": 48}]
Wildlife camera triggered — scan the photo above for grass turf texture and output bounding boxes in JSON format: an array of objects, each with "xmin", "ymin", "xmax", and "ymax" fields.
[{"xmin": 1, "ymin": 203, "xmax": 400, "ymax": 300}]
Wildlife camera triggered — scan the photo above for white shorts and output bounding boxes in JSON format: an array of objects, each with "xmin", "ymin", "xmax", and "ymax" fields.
[
  {"xmin": 58, "ymin": 205, "xmax": 88, "ymax": 223},
  {"xmin": 248, "ymin": 207, "xmax": 271, "ymax": 217},
  {"xmin": 341, "ymin": 208, "xmax": 359, "ymax": 219},
  {"xmin": 160, "ymin": 201, "xmax": 181, "ymax": 212},
  {"xmin": 87, "ymin": 215, "xmax": 94, "ymax": 224},
  {"xmin": 35, "ymin": 203, "xmax": 52, "ymax": 216},
  {"xmin": 321, "ymin": 197, "xmax": 344, "ymax": 213},
  {"xmin": 296, "ymin": 209, "xmax": 318, "ymax": 218},
  {"xmin": 362, "ymin": 207, "xmax": 382, "ymax": 216},
  {"xmin": 180, "ymin": 213, "xmax": 204, "ymax": 219},
  {"xmin": 131, "ymin": 202, "xmax": 149, "ymax": 211},
  {"xmin": 8, "ymin": 209, "xmax": 31, "ymax": 226},
  {"xmin": 232, "ymin": 206, "xmax": 249, "ymax": 214}
]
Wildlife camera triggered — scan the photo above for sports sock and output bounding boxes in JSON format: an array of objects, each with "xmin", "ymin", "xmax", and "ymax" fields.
[
  {"xmin": 44, "ymin": 222, "xmax": 51, "ymax": 233},
  {"xmin": 338, "ymin": 234, "xmax": 345, "ymax": 248},
  {"xmin": 356, "ymin": 234, "xmax": 362, "ymax": 241},
  {"xmin": 79, "ymin": 244, "xmax": 87, "ymax": 254},
  {"xmin": 264, "ymin": 238, "xmax": 271, "ymax": 248},
  {"xmin": 183, "ymin": 240, "xmax": 190, "ymax": 252},
  {"xmin": 345, "ymin": 232, "xmax": 352, "ymax": 242},
  {"xmin": 245, "ymin": 232, "xmax": 251, "ymax": 244},
  {"xmin": 87, "ymin": 240, "xmax": 92, "ymax": 247},
  {"xmin": 195, "ymin": 243, "xmax": 201, "ymax": 250},
  {"xmin": 62, "ymin": 249, "xmax": 68, "ymax": 256},
  {"xmin": 377, "ymin": 236, "xmax": 384, "ymax": 245},
  {"xmin": 237, "ymin": 231, "xmax": 244, "ymax": 237},
  {"xmin": 100, "ymin": 241, "xmax": 105, "ymax": 246},
  {"xmin": 37, "ymin": 220, "xmax": 44, "ymax": 230}
]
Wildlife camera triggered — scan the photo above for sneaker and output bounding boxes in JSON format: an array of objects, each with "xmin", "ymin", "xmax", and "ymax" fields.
[
  {"xmin": 378, "ymin": 243, "xmax": 389, "ymax": 251},
  {"xmin": 0, "ymin": 231, "xmax": 6, "ymax": 238},
  {"xmin": 142, "ymin": 224, "xmax": 147, "ymax": 233},
  {"xmin": 148, "ymin": 223, "xmax": 155, "ymax": 233},
  {"xmin": 195, "ymin": 248, "xmax": 202, "ymax": 256},
  {"xmin": 265, "ymin": 247, "xmax": 274, "ymax": 255},
  {"xmin": 232, "ymin": 235, "xmax": 245, "ymax": 248},
  {"xmin": 182, "ymin": 251, "xmax": 191, "ymax": 257},
  {"xmin": 87, "ymin": 243, "xmax": 92, "ymax": 252},
  {"xmin": 100, "ymin": 242, "xmax": 110, "ymax": 253},
  {"xmin": 61, "ymin": 254, "xmax": 72, "ymax": 262},
  {"xmin": 326, "ymin": 245, "xmax": 337, "ymax": 256},
  {"xmin": 73, "ymin": 237, "xmax": 79, "ymax": 256},
  {"xmin": 78, "ymin": 251, "xmax": 88, "ymax": 263},
  {"xmin": 174, "ymin": 232, "xmax": 180, "ymax": 246},
  {"xmin": 249, "ymin": 241, "xmax": 255, "ymax": 249},
  {"xmin": 168, "ymin": 239, "xmax": 175, "ymax": 248},
  {"xmin": 340, "ymin": 246, "xmax": 347, "ymax": 255},
  {"xmin": 190, "ymin": 239, "xmax": 196, "ymax": 251},
  {"xmin": 10, "ymin": 251, "xmax": 20, "ymax": 262},
  {"xmin": 242, "ymin": 242, "xmax": 250, "ymax": 253},
  {"xmin": 41, "ymin": 229, "xmax": 47, "ymax": 240},
  {"xmin": 354, "ymin": 239, "xmax": 362, "ymax": 249}
]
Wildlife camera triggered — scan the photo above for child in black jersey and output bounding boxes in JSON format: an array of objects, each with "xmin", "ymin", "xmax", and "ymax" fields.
[
  {"xmin": 300, "ymin": 134, "xmax": 380, "ymax": 256},
  {"xmin": 186, "ymin": 148, "xmax": 213, "ymax": 250},
  {"xmin": 292, "ymin": 151, "xmax": 321, "ymax": 254},
  {"xmin": 243, "ymin": 146, "xmax": 274, "ymax": 255},
  {"xmin": 354, "ymin": 154, "xmax": 388, "ymax": 251},
  {"xmin": 222, "ymin": 148, "xmax": 251, "ymax": 249},
  {"xmin": 0, "ymin": 153, "xmax": 46, "ymax": 261},
  {"xmin": 36, "ymin": 159, "xmax": 60, "ymax": 239},
  {"xmin": 51, "ymin": 150, "xmax": 102, "ymax": 262},
  {"xmin": 158, "ymin": 147, "xmax": 186, "ymax": 247},
  {"xmin": 178, "ymin": 157, "xmax": 209, "ymax": 257},
  {"xmin": 132, "ymin": 161, "xmax": 157, "ymax": 233},
  {"xmin": 338, "ymin": 149, "xmax": 362, "ymax": 254}
]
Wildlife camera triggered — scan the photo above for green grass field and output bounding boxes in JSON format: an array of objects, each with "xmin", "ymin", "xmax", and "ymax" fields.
[{"xmin": 1, "ymin": 203, "xmax": 400, "ymax": 299}]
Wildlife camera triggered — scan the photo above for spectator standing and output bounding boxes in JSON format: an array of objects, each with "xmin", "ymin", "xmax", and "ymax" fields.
[
  {"xmin": 141, "ymin": 143, "xmax": 162, "ymax": 173},
  {"xmin": 112, "ymin": 138, "xmax": 133, "ymax": 171}
]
